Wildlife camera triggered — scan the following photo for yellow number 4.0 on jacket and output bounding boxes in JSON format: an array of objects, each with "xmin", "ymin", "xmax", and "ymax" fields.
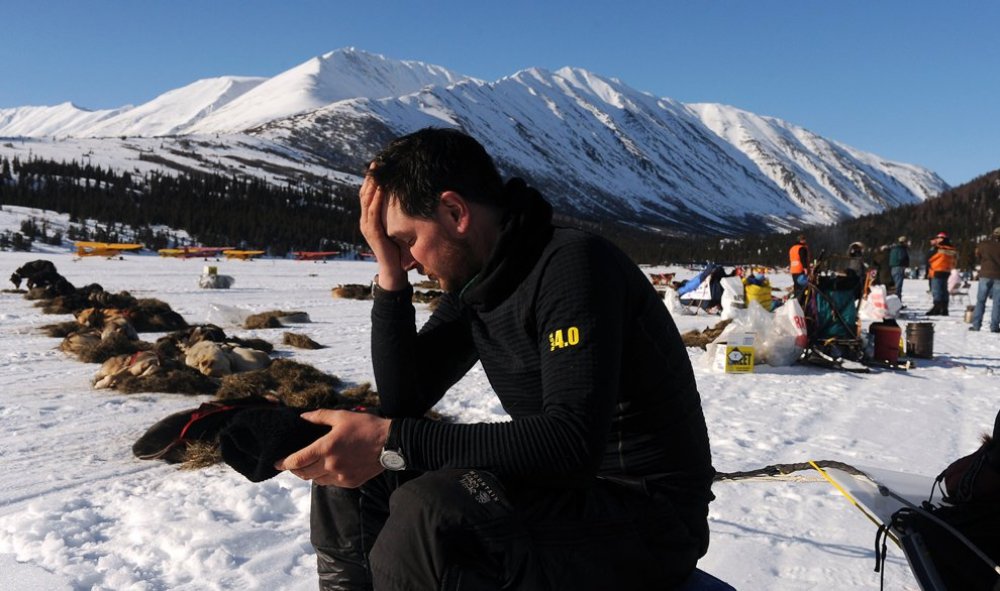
[{"xmin": 548, "ymin": 327, "xmax": 580, "ymax": 351}]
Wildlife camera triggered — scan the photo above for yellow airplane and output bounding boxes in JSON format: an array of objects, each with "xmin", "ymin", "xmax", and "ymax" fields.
[
  {"xmin": 223, "ymin": 249, "xmax": 266, "ymax": 260},
  {"xmin": 158, "ymin": 246, "xmax": 232, "ymax": 258},
  {"xmin": 75, "ymin": 241, "xmax": 143, "ymax": 258}
]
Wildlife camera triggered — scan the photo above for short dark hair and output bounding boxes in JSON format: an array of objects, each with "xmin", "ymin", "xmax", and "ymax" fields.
[{"xmin": 369, "ymin": 128, "xmax": 505, "ymax": 218}]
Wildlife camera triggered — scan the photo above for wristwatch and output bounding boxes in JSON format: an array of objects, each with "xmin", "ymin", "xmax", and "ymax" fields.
[
  {"xmin": 378, "ymin": 420, "xmax": 406, "ymax": 471},
  {"xmin": 379, "ymin": 448, "xmax": 406, "ymax": 471},
  {"xmin": 371, "ymin": 274, "xmax": 413, "ymax": 303}
]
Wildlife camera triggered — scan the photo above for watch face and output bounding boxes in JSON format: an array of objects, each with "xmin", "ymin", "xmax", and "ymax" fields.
[{"xmin": 380, "ymin": 449, "xmax": 406, "ymax": 471}]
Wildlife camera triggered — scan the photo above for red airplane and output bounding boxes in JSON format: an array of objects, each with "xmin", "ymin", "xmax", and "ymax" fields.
[{"xmin": 292, "ymin": 251, "xmax": 341, "ymax": 261}]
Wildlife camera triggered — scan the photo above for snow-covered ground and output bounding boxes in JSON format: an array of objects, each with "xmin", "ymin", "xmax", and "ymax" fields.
[{"xmin": 0, "ymin": 243, "xmax": 997, "ymax": 590}]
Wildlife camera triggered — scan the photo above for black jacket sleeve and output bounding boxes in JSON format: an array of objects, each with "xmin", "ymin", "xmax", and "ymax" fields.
[
  {"xmin": 371, "ymin": 286, "xmax": 479, "ymax": 418},
  {"xmin": 390, "ymin": 238, "xmax": 629, "ymax": 484}
]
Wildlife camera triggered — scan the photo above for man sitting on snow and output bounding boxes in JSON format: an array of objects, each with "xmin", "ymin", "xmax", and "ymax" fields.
[{"xmin": 277, "ymin": 128, "xmax": 716, "ymax": 590}]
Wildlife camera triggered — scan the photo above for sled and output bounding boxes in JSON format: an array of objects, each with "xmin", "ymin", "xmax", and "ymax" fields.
[
  {"xmin": 799, "ymin": 255, "xmax": 870, "ymax": 371},
  {"xmin": 811, "ymin": 462, "xmax": 934, "ymax": 537},
  {"xmin": 810, "ymin": 461, "xmax": 957, "ymax": 590}
]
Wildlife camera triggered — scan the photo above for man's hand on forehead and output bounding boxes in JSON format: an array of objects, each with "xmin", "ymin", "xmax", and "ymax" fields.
[{"xmin": 359, "ymin": 163, "xmax": 409, "ymax": 290}]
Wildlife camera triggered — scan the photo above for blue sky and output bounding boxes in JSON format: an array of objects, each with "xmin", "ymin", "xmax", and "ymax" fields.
[{"xmin": 2, "ymin": 0, "xmax": 997, "ymax": 186}]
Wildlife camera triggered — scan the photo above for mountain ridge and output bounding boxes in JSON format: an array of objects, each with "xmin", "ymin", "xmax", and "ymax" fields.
[{"xmin": 0, "ymin": 48, "xmax": 950, "ymax": 234}]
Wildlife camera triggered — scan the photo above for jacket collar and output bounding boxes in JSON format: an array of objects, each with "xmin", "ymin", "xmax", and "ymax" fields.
[{"xmin": 461, "ymin": 178, "xmax": 554, "ymax": 312}]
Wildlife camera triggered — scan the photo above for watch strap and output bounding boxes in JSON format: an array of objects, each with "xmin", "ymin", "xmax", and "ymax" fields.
[{"xmin": 371, "ymin": 274, "xmax": 413, "ymax": 304}]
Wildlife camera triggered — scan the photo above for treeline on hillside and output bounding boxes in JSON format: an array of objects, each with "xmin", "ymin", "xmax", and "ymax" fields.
[
  {"xmin": 591, "ymin": 170, "xmax": 1000, "ymax": 268},
  {"xmin": 735, "ymin": 170, "xmax": 1000, "ymax": 269},
  {"xmin": 8, "ymin": 215, "xmax": 163, "ymax": 251},
  {"xmin": 0, "ymin": 155, "xmax": 362, "ymax": 256},
  {"xmin": 2, "ymin": 153, "xmax": 997, "ymax": 269},
  {"xmin": 551, "ymin": 215, "xmax": 726, "ymax": 266}
]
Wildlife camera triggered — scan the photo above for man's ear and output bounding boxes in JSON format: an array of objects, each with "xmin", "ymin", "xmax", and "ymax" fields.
[{"xmin": 438, "ymin": 191, "xmax": 471, "ymax": 234}]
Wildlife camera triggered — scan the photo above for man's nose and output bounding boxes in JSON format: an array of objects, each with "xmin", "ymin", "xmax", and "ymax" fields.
[{"xmin": 399, "ymin": 248, "xmax": 418, "ymax": 271}]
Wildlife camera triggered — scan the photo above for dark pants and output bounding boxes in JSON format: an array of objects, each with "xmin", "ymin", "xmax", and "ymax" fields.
[
  {"xmin": 971, "ymin": 277, "xmax": 1000, "ymax": 332},
  {"xmin": 890, "ymin": 266, "xmax": 906, "ymax": 300},
  {"xmin": 310, "ymin": 470, "xmax": 708, "ymax": 591},
  {"xmin": 792, "ymin": 273, "xmax": 807, "ymax": 306},
  {"xmin": 930, "ymin": 271, "xmax": 950, "ymax": 315}
]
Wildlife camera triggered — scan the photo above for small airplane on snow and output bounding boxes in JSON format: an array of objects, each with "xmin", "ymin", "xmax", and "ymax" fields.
[
  {"xmin": 74, "ymin": 241, "xmax": 143, "ymax": 258},
  {"xmin": 292, "ymin": 251, "xmax": 341, "ymax": 261},
  {"xmin": 158, "ymin": 246, "xmax": 234, "ymax": 259},
  {"xmin": 223, "ymin": 249, "xmax": 266, "ymax": 260}
]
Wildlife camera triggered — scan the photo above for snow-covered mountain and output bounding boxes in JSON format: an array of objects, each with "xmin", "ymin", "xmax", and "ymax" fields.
[
  {"xmin": 83, "ymin": 76, "xmax": 267, "ymax": 137},
  {"xmin": 689, "ymin": 103, "xmax": 945, "ymax": 221},
  {"xmin": 0, "ymin": 48, "xmax": 949, "ymax": 234},
  {"xmin": 0, "ymin": 102, "xmax": 124, "ymax": 137},
  {"xmin": 185, "ymin": 48, "xmax": 473, "ymax": 134}
]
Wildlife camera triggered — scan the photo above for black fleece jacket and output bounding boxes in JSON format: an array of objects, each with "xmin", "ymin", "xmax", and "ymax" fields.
[{"xmin": 371, "ymin": 180, "xmax": 714, "ymax": 503}]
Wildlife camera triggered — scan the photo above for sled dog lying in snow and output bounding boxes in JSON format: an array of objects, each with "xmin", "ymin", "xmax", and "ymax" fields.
[
  {"xmin": 100, "ymin": 316, "xmax": 140, "ymax": 341},
  {"xmin": 59, "ymin": 330, "xmax": 103, "ymax": 357},
  {"xmin": 93, "ymin": 351, "xmax": 161, "ymax": 389},
  {"xmin": 183, "ymin": 340, "xmax": 271, "ymax": 378}
]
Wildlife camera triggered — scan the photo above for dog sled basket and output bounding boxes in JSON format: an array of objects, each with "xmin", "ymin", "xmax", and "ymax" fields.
[
  {"xmin": 810, "ymin": 274, "xmax": 862, "ymax": 341},
  {"xmin": 802, "ymin": 271, "xmax": 867, "ymax": 367}
]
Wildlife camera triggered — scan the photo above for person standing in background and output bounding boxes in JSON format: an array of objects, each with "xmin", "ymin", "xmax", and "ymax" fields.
[
  {"xmin": 927, "ymin": 232, "xmax": 958, "ymax": 316},
  {"xmin": 970, "ymin": 226, "xmax": 1000, "ymax": 332},
  {"xmin": 788, "ymin": 234, "xmax": 810, "ymax": 305},
  {"xmin": 889, "ymin": 236, "xmax": 910, "ymax": 307}
]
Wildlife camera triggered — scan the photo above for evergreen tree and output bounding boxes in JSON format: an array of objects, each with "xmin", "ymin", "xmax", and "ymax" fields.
[{"xmin": 3, "ymin": 153, "xmax": 996, "ymax": 267}]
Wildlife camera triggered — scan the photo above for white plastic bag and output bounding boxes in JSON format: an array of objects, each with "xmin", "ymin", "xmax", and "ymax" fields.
[
  {"xmin": 774, "ymin": 298, "xmax": 808, "ymax": 349},
  {"xmin": 702, "ymin": 301, "xmax": 769, "ymax": 369},
  {"xmin": 719, "ymin": 276, "xmax": 746, "ymax": 320},
  {"xmin": 205, "ymin": 303, "xmax": 250, "ymax": 326},
  {"xmin": 883, "ymin": 294, "xmax": 902, "ymax": 319},
  {"xmin": 662, "ymin": 287, "xmax": 686, "ymax": 316},
  {"xmin": 759, "ymin": 299, "xmax": 807, "ymax": 366},
  {"xmin": 708, "ymin": 299, "xmax": 806, "ymax": 367},
  {"xmin": 859, "ymin": 285, "xmax": 888, "ymax": 321}
]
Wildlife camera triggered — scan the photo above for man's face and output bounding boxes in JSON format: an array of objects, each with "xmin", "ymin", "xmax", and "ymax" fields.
[{"xmin": 383, "ymin": 197, "xmax": 479, "ymax": 292}]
